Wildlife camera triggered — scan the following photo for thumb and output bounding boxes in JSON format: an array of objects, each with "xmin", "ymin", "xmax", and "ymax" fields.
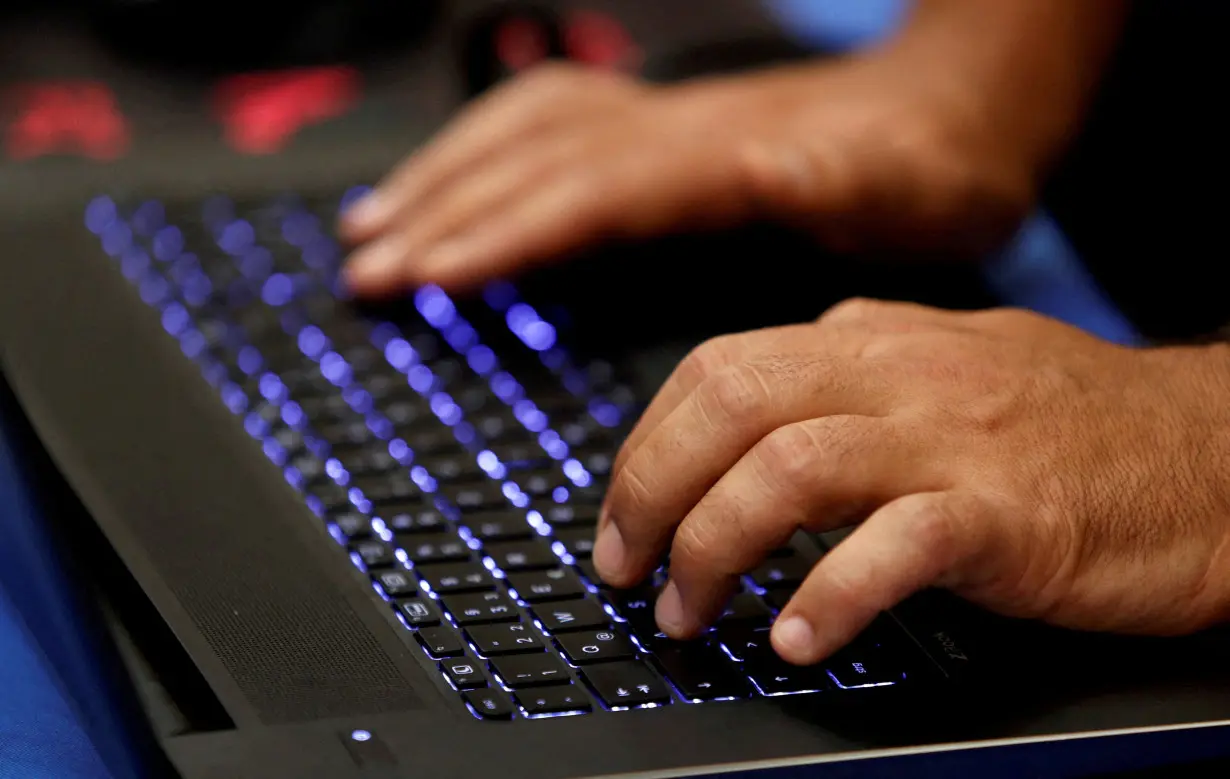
[{"xmin": 770, "ymin": 491, "xmax": 988, "ymax": 665}]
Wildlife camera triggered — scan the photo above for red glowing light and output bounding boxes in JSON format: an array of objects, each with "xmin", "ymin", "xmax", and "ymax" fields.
[
  {"xmin": 5, "ymin": 82, "xmax": 130, "ymax": 161},
  {"xmin": 213, "ymin": 66, "xmax": 360, "ymax": 155}
]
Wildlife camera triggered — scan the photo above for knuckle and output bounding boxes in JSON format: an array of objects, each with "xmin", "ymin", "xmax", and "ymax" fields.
[
  {"xmin": 677, "ymin": 335, "xmax": 740, "ymax": 386},
  {"xmin": 897, "ymin": 493, "xmax": 965, "ymax": 564},
  {"xmin": 753, "ymin": 422, "xmax": 821, "ymax": 487},
  {"xmin": 696, "ymin": 363, "xmax": 772, "ymax": 428},
  {"xmin": 819, "ymin": 297, "xmax": 886, "ymax": 328}
]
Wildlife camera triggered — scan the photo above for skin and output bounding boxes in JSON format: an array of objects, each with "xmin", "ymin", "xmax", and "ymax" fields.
[
  {"xmin": 596, "ymin": 300, "xmax": 1230, "ymax": 665},
  {"xmin": 339, "ymin": 0, "xmax": 1125, "ymax": 294}
]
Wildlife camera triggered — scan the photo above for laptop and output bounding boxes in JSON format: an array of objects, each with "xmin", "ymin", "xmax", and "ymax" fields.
[{"xmin": 4, "ymin": 181, "xmax": 1230, "ymax": 779}]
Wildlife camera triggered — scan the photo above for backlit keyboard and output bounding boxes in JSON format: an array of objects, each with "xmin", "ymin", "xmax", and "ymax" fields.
[{"xmin": 83, "ymin": 190, "xmax": 915, "ymax": 721}]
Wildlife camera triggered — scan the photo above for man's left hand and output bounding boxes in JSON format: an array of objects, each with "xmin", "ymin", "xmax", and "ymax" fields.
[{"xmin": 595, "ymin": 299, "xmax": 1230, "ymax": 665}]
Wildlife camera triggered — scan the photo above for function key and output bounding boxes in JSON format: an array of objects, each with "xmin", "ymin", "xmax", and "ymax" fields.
[
  {"xmin": 505, "ymin": 567, "xmax": 587, "ymax": 602},
  {"xmin": 463, "ymin": 688, "xmax": 515, "ymax": 719},
  {"xmin": 465, "ymin": 621, "xmax": 544, "ymax": 655},
  {"xmin": 531, "ymin": 598, "xmax": 609, "ymax": 633},
  {"xmin": 442, "ymin": 658, "xmax": 488, "ymax": 690},
  {"xmin": 516, "ymin": 685, "xmax": 592, "ymax": 716},
  {"xmin": 398, "ymin": 597, "xmax": 442, "ymax": 627},
  {"xmin": 415, "ymin": 561, "xmax": 494, "ymax": 594},
  {"xmin": 416, "ymin": 626, "xmax": 465, "ymax": 658},
  {"xmin": 489, "ymin": 653, "xmax": 569, "ymax": 688},
  {"xmin": 556, "ymin": 629, "xmax": 636, "ymax": 665},
  {"xmin": 581, "ymin": 662, "xmax": 671, "ymax": 707},
  {"xmin": 442, "ymin": 591, "xmax": 519, "ymax": 625}
]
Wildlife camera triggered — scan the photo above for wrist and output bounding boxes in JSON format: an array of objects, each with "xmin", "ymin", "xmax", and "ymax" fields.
[{"xmin": 880, "ymin": 0, "xmax": 1128, "ymax": 178}]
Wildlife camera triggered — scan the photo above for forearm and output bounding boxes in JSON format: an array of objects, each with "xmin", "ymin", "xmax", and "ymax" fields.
[{"xmin": 884, "ymin": 0, "xmax": 1130, "ymax": 175}]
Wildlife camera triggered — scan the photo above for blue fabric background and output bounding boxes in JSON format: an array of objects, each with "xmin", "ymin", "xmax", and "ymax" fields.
[{"xmin": 0, "ymin": 3, "xmax": 1148, "ymax": 777}]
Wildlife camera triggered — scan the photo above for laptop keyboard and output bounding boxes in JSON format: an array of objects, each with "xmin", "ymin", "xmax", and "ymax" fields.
[{"xmin": 83, "ymin": 191, "xmax": 915, "ymax": 721}]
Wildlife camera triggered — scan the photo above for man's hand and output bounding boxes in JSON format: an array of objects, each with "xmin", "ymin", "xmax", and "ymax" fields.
[
  {"xmin": 595, "ymin": 299, "xmax": 1230, "ymax": 665},
  {"xmin": 338, "ymin": 52, "xmax": 1037, "ymax": 295}
]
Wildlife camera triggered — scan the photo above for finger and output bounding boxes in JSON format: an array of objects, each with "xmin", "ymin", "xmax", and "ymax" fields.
[
  {"xmin": 344, "ymin": 137, "xmax": 584, "ymax": 294},
  {"xmin": 339, "ymin": 65, "xmax": 600, "ymax": 241},
  {"xmin": 770, "ymin": 491, "xmax": 989, "ymax": 665},
  {"xmin": 657, "ymin": 415, "xmax": 940, "ymax": 638},
  {"xmin": 597, "ymin": 357, "xmax": 898, "ymax": 588},
  {"xmin": 610, "ymin": 322, "xmax": 853, "ymax": 483},
  {"xmin": 402, "ymin": 139, "xmax": 749, "ymax": 292}
]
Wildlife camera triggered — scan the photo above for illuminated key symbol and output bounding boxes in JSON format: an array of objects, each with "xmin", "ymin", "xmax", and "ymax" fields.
[
  {"xmin": 595, "ymin": 632, "xmax": 614, "ymax": 641},
  {"xmin": 531, "ymin": 584, "xmax": 552, "ymax": 594},
  {"xmin": 452, "ymin": 664, "xmax": 474, "ymax": 676},
  {"xmin": 616, "ymin": 688, "xmax": 630, "ymax": 697},
  {"xmin": 853, "ymin": 662, "xmax": 867, "ymax": 674},
  {"xmin": 636, "ymin": 685, "xmax": 650, "ymax": 694},
  {"xmin": 546, "ymin": 569, "xmax": 566, "ymax": 580},
  {"xmin": 582, "ymin": 645, "xmax": 599, "ymax": 654},
  {"xmin": 507, "ymin": 553, "xmax": 528, "ymax": 566},
  {"xmin": 553, "ymin": 612, "xmax": 575, "ymax": 624},
  {"xmin": 404, "ymin": 602, "xmax": 430, "ymax": 619},
  {"xmin": 482, "ymin": 700, "xmax": 497, "ymax": 710},
  {"xmin": 440, "ymin": 576, "xmax": 460, "ymax": 588}
]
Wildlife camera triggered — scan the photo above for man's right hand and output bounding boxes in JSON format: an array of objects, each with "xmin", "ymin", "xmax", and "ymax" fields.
[{"xmin": 338, "ymin": 46, "xmax": 1041, "ymax": 296}]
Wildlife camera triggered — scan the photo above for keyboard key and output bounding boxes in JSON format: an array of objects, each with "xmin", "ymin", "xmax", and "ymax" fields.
[
  {"xmin": 465, "ymin": 622, "xmax": 544, "ymax": 655},
  {"xmin": 542, "ymin": 504, "xmax": 598, "ymax": 528},
  {"xmin": 401, "ymin": 533, "xmax": 471, "ymax": 564},
  {"xmin": 374, "ymin": 568, "xmax": 418, "ymax": 597},
  {"xmin": 330, "ymin": 511, "xmax": 372, "ymax": 540},
  {"xmin": 398, "ymin": 597, "xmax": 441, "ymax": 627},
  {"xmin": 653, "ymin": 642, "xmax": 749, "ymax": 701},
  {"xmin": 581, "ymin": 662, "xmax": 672, "ymax": 707},
  {"xmin": 761, "ymin": 589, "xmax": 794, "ymax": 612},
  {"xmin": 574, "ymin": 559, "xmax": 602, "ymax": 586},
  {"xmin": 717, "ymin": 622, "xmax": 773, "ymax": 662},
  {"xmin": 517, "ymin": 686, "xmax": 592, "ymax": 716},
  {"xmin": 750, "ymin": 555, "xmax": 813, "ymax": 590},
  {"xmin": 606, "ymin": 586, "xmax": 660, "ymax": 638},
  {"xmin": 505, "ymin": 567, "xmax": 587, "ymax": 602},
  {"xmin": 745, "ymin": 647, "xmax": 830, "ymax": 695},
  {"xmin": 464, "ymin": 688, "xmax": 515, "ymax": 719},
  {"xmin": 350, "ymin": 539, "xmax": 397, "ymax": 569},
  {"xmin": 552, "ymin": 527, "xmax": 595, "ymax": 558},
  {"xmin": 826, "ymin": 649, "xmax": 904, "ymax": 688},
  {"xmin": 452, "ymin": 482, "xmax": 510, "ymax": 511},
  {"xmin": 442, "ymin": 591, "xmax": 519, "ymax": 624},
  {"xmin": 351, "ymin": 473, "xmax": 420, "ymax": 504},
  {"xmin": 416, "ymin": 626, "xmax": 465, "ymax": 658},
  {"xmin": 490, "ymin": 653, "xmax": 570, "ymax": 688},
  {"xmin": 485, "ymin": 541, "xmax": 558, "ymax": 571},
  {"xmin": 532, "ymin": 598, "xmax": 610, "ymax": 633},
  {"xmin": 556, "ymin": 629, "xmax": 637, "ymax": 665},
  {"xmin": 379, "ymin": 505, "xmax": 447, "ymax": 534},
  {"xmin": 463, "ymin": 512, "xmax": 535, "ymax": 542},
  {"xmin": 720, "ymin": 593, "xmax": 772, "ymax": 624},
  {"xmin": 442, "ymin": 659, "xmax": 487, "ymax": 690},
  {"xmin": 415, "ymin": 561, "xmax": 494, "ymax": 594},
  {"xmin": 422, "ymin": 455, "xmax": 486, "ymax": 484}
]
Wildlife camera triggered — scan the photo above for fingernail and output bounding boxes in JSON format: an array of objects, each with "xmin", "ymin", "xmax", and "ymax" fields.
[
  {"xmin": 592, "ymin": 520, "xmax": 625, "ymax": 581},
  {"xmin": 772, "ymin": 616, "xmax": 815, "ymax": 661},
  {"xmin": 655, "ymin": 580, "xmax": 684, "ymax": 634}
]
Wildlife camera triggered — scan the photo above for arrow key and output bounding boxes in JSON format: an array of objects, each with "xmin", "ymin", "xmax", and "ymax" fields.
[
  {"xmin": 582, "ymin": 662, "xmax": 672, "ymax": 708},
  {"xmin": 744, "ymin": 645, "xmax": 830, "ymax": 696},
  {"xmin": 653, "ymin": 642, "xmax": 749, "ymax": 701}
]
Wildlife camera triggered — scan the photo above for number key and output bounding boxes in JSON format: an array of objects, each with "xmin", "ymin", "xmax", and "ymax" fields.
[{"xmin": 465, "ymin": 622, "xmax": 544, "ymax": 655}]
